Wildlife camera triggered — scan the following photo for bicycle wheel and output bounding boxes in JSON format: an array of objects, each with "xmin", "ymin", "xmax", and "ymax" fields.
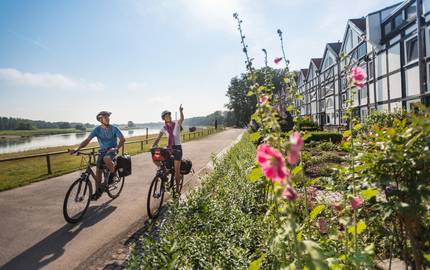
[
  {"xmin": 172, "ymin": 173, "xmax": 184, "ymax": 197},
  {"xmin": 106, "ymin": 174, "xmax": 125, "ymax": 199},
  {"xmin": 63, "ymin": 178, "xmax": 92, "ymax": 223},
  {"xmin": 147, "ymin": 175, "xmax": 165, "ymax": 218}
]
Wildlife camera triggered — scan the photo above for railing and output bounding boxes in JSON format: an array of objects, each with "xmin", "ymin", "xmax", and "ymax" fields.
[{"xmin": 0, "ymin": 127, "xmax": 222, "ymax": 175}]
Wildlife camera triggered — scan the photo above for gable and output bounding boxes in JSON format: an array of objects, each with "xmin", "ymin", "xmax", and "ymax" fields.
[
  {"xmin": 341, "ymin": 23, "xmax": 365, "ymax": 53},
  {"xmin": 321, "ymin": 49, "xmax": 336, "ymax": 71}
]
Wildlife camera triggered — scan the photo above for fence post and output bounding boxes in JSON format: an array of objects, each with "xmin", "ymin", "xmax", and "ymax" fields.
[
  {"xmin": 146, "ymin": 128, "xmax": 148, "ymax": 144},
  {"xmin": 141, "ymin": 141, "xmax": 144, "ymax": 151},
  {"xmin": 46, "ymin": 154, "xmax": 52, "ymax": 175}
]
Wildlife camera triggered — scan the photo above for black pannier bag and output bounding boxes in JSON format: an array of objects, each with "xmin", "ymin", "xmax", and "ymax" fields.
[
  {"xmin": 117, "ymin": 155, "xmax": 132, "ymax": 177},
  {"xmin": 180, "ymin": 159, "xmax": 193, "ymax": 175}
]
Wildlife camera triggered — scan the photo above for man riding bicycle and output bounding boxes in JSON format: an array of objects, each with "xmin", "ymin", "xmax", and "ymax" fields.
[
  {"xmin": 70, "ymin": 111, "xmax": 125, "ymax": 200},
  {"xmin": 152, "ymin": 104, "xmax": 184, "ymax": 194}
]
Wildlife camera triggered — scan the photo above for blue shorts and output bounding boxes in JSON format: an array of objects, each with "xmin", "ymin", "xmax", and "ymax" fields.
[{"xmin": 96, "ymin": 150, "xmax": 116, "ymax": 169}]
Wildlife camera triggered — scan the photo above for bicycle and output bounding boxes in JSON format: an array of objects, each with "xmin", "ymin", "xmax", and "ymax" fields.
[
  {"xmin": 63, "ymin": 150, "xmax": 125, "ymax": 223},
  {"xmin": 147, "ymin": 147, "xmax": 184, "ymax": 218}
]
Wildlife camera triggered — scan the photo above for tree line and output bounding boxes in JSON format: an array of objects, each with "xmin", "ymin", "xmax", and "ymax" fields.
[{"xmin": 0, "ymin": 117, "xmax": 95, "ymax": 131}]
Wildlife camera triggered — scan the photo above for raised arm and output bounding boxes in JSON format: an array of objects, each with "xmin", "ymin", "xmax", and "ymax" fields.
[{"xmin": 178, "ymin": 104, "xmax": 184, "ymax": 127}]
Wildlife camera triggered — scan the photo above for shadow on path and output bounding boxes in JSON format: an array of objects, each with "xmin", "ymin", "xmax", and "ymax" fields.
[{"xmin": 2, "ymin": 200, "xmax": 116, "ymax": 270}]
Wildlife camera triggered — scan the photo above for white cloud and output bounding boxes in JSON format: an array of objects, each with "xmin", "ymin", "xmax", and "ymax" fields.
[
  {"xmin": 127, "ymin": 81, "xmax": 147, "ymax": 92},
  {"xmin": 0, "ymin": 68, "xmax": 105, "ymax": 91}
]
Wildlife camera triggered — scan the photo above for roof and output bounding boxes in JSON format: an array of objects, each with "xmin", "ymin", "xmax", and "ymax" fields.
[
  {"xmin": 300, "ymin": 69, "xmax": 308, "ymax": 78},
  {"xmin": 327, "ymin": 42, "xmax": 342, "ymax": 54},
  {"xmin": 311, "ymin": 58, "xmax": 322, "ymax": 69},
  {"xmin": 350, "ymin": 18, "xmax": 366, "ymax": 32}
]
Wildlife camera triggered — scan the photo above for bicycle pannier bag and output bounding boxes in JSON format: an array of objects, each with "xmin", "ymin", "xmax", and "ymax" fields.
[
  {"xmin": 180, "ymin": 159, "xmax": 193, "ymax": 175},
  {"xmin": 117, "ymin": 155, "xmax": 132, "ymax": 177}
]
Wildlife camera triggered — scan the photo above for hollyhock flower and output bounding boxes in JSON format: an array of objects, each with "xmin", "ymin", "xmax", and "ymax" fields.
[
  {"xmin": 256, "ymin": 144, "xmax": 288, "ymax": 183},
  {"xmin": 287, "ymin": 132, "xmax": 304, "ymax": 165},
  {"xmin": 350, "ymin": 196, "xmax": 364, "ymax": 210},
  {"xmin": 259, "ymin": 95, "xmax": 269, "ymax": 105},
  {"xmin": 351, "ymin": 67, "xmax": 366, "ymax": 89},
  {"xmin": 274, "ymin": 57, "xmax": 282, "ymax": 64},
  {"xmin": 317, "ymin": 217, "xmax": 328, "ymax": 234},
  {"xmin": 282, "ymin": 185, "xmax": 297, "ymax": 201}
]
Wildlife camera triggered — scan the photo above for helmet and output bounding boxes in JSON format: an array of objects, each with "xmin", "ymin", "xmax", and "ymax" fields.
[
  {"xmin": 161, "ymin": 110, "xmax": 171, "ymax": 120},
  {"xmin": 96, "ymin": 111, "xmax": 111, "ymax": 121}
]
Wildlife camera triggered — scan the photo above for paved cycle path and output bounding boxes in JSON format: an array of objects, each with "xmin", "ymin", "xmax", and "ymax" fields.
[{"xmin": 0, "ymin": 128, "xmax": 244, "ymax": 270}]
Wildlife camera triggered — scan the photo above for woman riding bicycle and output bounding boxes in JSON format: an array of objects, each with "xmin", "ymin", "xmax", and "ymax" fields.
[
  {"xmin": 71, "ymin": 111, "xmax": 125, "ymax": 200},
  {"xmin": 152, "ymin": 104, "xmax": 184, "ymax": 194}
]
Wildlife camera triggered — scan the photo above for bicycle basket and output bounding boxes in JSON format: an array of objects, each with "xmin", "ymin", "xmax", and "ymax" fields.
[
  {"xmin": 180, "ymin": 159, "xmax": 193, "ymax": 175},
  {"xmin": 151, "ymin": 148, "xmax": 165, "ymax": 162}
]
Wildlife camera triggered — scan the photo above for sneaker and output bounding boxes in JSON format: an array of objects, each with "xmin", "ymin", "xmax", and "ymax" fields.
[{"xmin": 91, "ymin": 188, "xmax": 103, "ymax": 201}]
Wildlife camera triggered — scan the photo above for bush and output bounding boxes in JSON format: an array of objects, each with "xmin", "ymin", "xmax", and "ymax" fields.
[
  {"xmin": 297, "ymin": 116, "xmax": 319, "ymax": 131},
  {"xmin": 318, "ymin": 141, "xmax": 340, "ymax": 152},
  {"xmin": 363, "ymin": 110, "xmax": 407, "ymax": 130},
  {"xmin": 128, "ymin": 134, "xmax": 272, "ymax": 269},
  {"xmin": 304, "ymin": 131, "xmax": 342, "ymax": 144}
]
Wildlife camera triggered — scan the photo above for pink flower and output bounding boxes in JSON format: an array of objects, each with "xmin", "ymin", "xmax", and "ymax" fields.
[
  {"xmin": 259, "ymin": 95, "xmax": 269, "ymax": 105},
  {"xmin": 317, "ymin": 217, "xmax": 328, "ymax": 234},
  {"xmin": 287, "ymin": 132, "xmax": 304, "ymax": 165},
  {"xmin": 290, "ymin": 132, "xmax": 304, "ymax": 152},
  {"xmin": 256, "ymin": 144, "xmax": 288, "ymax": 183},
  {"xmin": 351, "ymin": 67, "xmax": 367, "ymax": 89},
  {"xmin": 274, "ymin": 57, "xmax": 282, "ymax": 64},
  {"xmin": 350, "ymin": 196, "xmax": 364, "ymax": 210},
  {"xmin": 282, "ymin": 185, "xmax": 297, "ymax": 201},
  {"xmin": 307, "ymin": 186, "xmax": 318, "ymax": 199}
]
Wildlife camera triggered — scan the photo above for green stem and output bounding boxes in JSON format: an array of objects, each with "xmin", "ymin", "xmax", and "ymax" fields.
[{"xmin": 349, "ymin": 99, "xmax": 358, "ymax": 254}]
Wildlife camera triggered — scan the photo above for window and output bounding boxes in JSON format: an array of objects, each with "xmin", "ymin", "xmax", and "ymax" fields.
[
  {"xmin": 357, "ymin": 43, "xmax": 366, "ymax": 59},
  {"xmin": 384, "ymin": 22, "xmax": 392, "ymax": 36},
  {"xmin": 368, "ymin": 61, "xmax": 374, "ymax": 79},
  {"xmin": 406, "ymin": 3, "xmax": 417, "ymax": 20},
  {"xmin": 405, "ymin": 36, "xmax": 418, "ymax": 63},
  {"xmin": 394, "ymin": 14, "xmax": 403, "ymax": 28},
  {"xmin": 360, "ymin": 85, "xmax": 368, "ymax": 99}
]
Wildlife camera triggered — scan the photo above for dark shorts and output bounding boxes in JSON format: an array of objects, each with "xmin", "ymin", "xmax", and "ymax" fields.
[
  {"xmin": 172, "ymin": 145, "xmax": 183, "ymax": 161},
  {"xmin": 96, "ymin": 150, "xmax": 116, "ymax": 169}
]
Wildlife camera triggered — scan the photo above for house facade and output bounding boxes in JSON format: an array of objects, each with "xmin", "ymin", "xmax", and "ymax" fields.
[{"xmin": 296, "ymin": 0, "xmax": 430, "ymax": 127}]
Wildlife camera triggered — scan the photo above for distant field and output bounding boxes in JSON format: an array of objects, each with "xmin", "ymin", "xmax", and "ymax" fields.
[
  {"xmin": 0, "ymin": 127, "xmax": 223, "ymax": 191},
  {"xmin": 0, "ymin": 128, "xmax": 86, "ymax": 137}
]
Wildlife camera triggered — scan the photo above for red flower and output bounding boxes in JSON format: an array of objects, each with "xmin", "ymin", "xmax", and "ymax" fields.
[
  {"xmin": 351, "ymin": 67, "xmax": 367, "ymax": 89},
  {"xmin": 287, "ymin": 132, "xmax": 304, "ymax": 165},
  {"xmin": 274, "ymin": 57, "xmax": 282, "ymax": 64},
  {"xmin": 256, "ymin": 144, "xmax": 288, "ymax": 184}
]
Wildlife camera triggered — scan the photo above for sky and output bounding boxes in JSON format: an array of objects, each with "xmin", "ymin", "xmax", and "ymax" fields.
[{"xmin": 0, "ymin": 0, "xmax": 397, "ymax": 124}]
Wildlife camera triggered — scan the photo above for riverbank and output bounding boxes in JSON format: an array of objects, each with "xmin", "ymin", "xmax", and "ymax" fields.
[
  {"xmin": 0, "ymin": 128, "xmax": 87, "ymax": 138},
  {"xmin": 0, "ymin": 127, "xmax": 224, "ymax": 191}
]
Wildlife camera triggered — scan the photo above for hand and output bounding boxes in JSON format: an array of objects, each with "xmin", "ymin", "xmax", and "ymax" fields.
[
  {"xmin": 179, "ymin": 104, "xmax": 183, "ymax": 112},
  {"xmin": 107, "ymin": 148, "xmax": 117, "ymax": 154}
]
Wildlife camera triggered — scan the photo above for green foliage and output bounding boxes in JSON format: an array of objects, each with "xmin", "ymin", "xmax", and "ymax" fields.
[
  {"xmin": 317, "ymin": 141, "xmax": 340, "ymax": 152},
  {"xmin": 297, "ymin": 116, "xmax": 319, "ymax": 131},
  {"xmin": 304, "ymin": 131, "xmax": 343, "ymax": 144},
  {"xmin": 362, "ymin": 110, "xmax": 407, "ymax": 131},
  {"xmin": 129, "ymin": 134, "xmax": 273, "ymax": 269}
]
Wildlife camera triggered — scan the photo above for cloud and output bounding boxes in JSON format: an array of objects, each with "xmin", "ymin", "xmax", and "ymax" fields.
[
  {"xmin": 127, "ymin": 81, "xmax": 147, "ymax": 92},
  {"xmin": 0, "ymin": 68, "xmax": 105, "ymax": 91}
]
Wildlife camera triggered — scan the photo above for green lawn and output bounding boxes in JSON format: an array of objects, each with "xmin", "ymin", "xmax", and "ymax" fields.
[{"xmin": 0, "ymin": 127, "xmax": 222, "ymax": 191}]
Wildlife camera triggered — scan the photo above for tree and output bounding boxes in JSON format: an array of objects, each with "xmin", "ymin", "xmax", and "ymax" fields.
[
  {"xmin": 225, "ymin": 67, "xmax": 287, "ymax": 127},
  {"xmin": 74, "ymin": 124, "xmax": 86, "ymax": 131},
  {"xmin": 127, "ymin": 121, "xmax": 135, "ymax": 128}
]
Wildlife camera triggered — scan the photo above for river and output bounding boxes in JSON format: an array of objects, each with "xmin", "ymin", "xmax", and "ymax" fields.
[{"xmin": 0, "ymin": 128, "xmax": 161, "ymax": 154}]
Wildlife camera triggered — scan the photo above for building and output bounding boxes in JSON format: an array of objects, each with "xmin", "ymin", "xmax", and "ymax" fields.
[{"xmin": 296, "ymin": 0, "xmax": 430, "ymax": 128}]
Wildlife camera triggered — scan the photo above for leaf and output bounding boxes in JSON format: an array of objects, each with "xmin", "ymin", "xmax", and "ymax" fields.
[
  {"xmin": 297, "ymin": 230, "xmax": 303, "ymax": 241},
  {"xmin": 348, "ymin": 220, "xmax": 367, "ymax": 235},
  {"xmin": 424, "ymin": 253, "xmax": 430, "ymax": 262},
  {"xmin": 292, "ymin": 164, "xmax": 302, "ymax": 176},
  {"xmin": 287, "ymin": 105, "xmax": 295, "ymax": 112},
  {"xmin": 284, "ymin": 77, "xmax": 290, "ymax": 84},
  {"xmin": 305, "ymin": 177, "xmax": 320, "ymax": 187},
  {"xmin": 360, "ymin": 188, "xmax": 379, "ymax": 201},
  {"xmin": 353, "ymin": 123, "xmax": 362, "ymax": 131},
  {"xmin": 247, "ymin": 90, "xmax": 255, "ymax": 96},
  {"xmin": 248, "ymin": 254, "xmax": 266, "ymax": 270},
  {"xmin": 250, "ymin": 132, "xmax": 261, "ymax": 142},
  {"xmin": 343, "ymin": 130, "xmax": 351, "ymax": 138},
  {"xmin": 248, "ymin": 167, "xmax": 263, "ymax": 182},
  {"xmin": 310, "ymin": 205, "xmax": 326, "ymax": 220}
]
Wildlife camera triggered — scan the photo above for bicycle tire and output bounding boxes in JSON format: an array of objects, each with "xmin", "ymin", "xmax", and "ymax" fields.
[
  {"xmin": 63, "ymin": 178, "xmax": 92, "ymax": 223},
  {"xmin": 106, "ymin": 176, "xmax": 125, "ymax": 199},
  {"xmin": 147, "ymin": 175, "xmax": 165, "ymax": 219},
  {"xmin": 172, "ymin": 173, "xmax": 184, "ymax": 197}
]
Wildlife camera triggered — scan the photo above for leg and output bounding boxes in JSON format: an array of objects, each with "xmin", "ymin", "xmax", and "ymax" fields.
[
  {"xmin": 103, "ymin": 155, "xmax": 115, "ymax": 173},
  {"xmin": 95, "ymin": 168, "xmax": 103, "ymax": 188},
  {"xmin": 174, "ymin": 160, "xmax": 182, "ymax": 193}
]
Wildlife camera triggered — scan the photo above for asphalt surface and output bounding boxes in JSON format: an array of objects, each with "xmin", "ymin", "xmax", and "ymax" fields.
[{"xmin": 0, "ymin": 128, "xmax": 244, "ymax": 270}]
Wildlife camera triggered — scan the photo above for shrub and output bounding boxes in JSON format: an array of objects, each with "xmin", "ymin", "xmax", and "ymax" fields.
[
  {"xmin": 297, "ymin": 116, "xmax": 319, "ymax": 131},
  {"xmin": 304, "ymin": 131, "xmax": 342, "ymax": 144},
  {"xmin": 318, "ymin": 141, "xmax": 340, "ymax": 152}
]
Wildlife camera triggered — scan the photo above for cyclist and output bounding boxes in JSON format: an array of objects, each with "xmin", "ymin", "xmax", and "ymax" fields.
[
  {"xmin": 70, "ymin": 111, "xmax": 125, "ymax": 200},
  {"xmin": 152, "ymin": 104, "xmax": 184, "ymax": 194}
]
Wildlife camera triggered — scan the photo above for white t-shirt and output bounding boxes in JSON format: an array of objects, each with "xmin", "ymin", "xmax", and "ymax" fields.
[{"xmin": 160, "ymin": 121, "xmax": 182, "ymax": 145}]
